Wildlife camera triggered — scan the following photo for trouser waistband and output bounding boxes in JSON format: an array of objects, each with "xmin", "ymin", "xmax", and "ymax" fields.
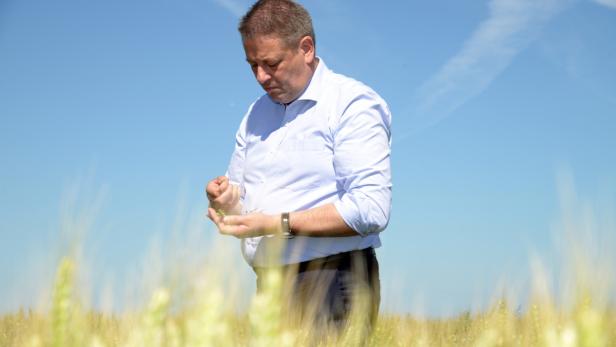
[{"xmin": 253, "ymin": 247, "xmax": 376, "ymax": 275}]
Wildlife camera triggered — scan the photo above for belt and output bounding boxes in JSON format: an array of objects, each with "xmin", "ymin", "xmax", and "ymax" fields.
[{"xmin": 253, "ymin": 247, "xmax": 376, "ymax": 275}]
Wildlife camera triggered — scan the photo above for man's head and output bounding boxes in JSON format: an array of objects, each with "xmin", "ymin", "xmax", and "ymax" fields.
[{"xmin": 239, "ymin": 0, "xmax": 317, "ymax": 104}]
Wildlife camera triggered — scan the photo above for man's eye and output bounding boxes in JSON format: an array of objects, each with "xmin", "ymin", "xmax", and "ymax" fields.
[{"xmin": 267, "ymin": 61, "xmax": 280, "ymax": 68}]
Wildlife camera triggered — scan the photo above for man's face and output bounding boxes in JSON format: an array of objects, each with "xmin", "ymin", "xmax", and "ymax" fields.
[{"xmin": 243, "ymin": 35, "xmax": 315, "ymax": 104}]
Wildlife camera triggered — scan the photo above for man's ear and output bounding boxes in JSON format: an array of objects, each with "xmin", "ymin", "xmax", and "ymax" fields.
[{"xmin": 299, "ymin": 36, "xmax": 315, "ymax": 63}]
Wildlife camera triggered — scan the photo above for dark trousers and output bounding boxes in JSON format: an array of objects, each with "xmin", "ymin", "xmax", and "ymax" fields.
[{"xmin": 254, "ymin": 248, "xmax": 380, "ymax": 335}]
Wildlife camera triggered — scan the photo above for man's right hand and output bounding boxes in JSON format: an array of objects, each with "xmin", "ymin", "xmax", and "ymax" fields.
[{"xmin": 205, "ymin": 176, "xmax": 240, "ymax": 214}]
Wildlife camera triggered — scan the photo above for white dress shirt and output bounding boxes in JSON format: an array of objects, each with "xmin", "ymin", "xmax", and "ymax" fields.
[{"xmin": 226, "ymin": 58, "xmax": 392, "ymax": 267}]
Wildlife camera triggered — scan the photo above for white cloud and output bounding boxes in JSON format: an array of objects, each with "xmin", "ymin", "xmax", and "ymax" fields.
[
  {"xmin": 592, "ymin": 0, "xmax": 616, "ymax": 9},
  {"xmin": 211, "ymin": 0, "xmax": 246, "ymax": 18},
  {"xmin": 398, "ymin": 0, "xmax": 572, "ymax": 140}
]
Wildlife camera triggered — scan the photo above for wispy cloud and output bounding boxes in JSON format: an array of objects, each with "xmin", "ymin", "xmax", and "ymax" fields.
[
  {"xmin": 211, "ymin": 0, "xmax": 246, "ymax": 18},
  {"xmin": 592, "ymin": 0, "xmax": 616, "ymax": 9},
  {"xmin": 398, "ymin": 0, "xmax": 571, "ymax": 140}
]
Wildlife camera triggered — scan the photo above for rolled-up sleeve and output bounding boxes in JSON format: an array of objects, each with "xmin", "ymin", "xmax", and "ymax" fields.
[{"xmin": 333, "ymin": 90, "xmax": 392, "ymax": 236}]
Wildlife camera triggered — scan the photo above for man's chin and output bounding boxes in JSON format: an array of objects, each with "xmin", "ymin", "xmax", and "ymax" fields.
[
  {"xmin": 267, "ymin": 92, "xmax": 290, "ymax": 104},
  {"xmin": 266, "ymin": 89, "xmax": 292, "ymax": 104}
]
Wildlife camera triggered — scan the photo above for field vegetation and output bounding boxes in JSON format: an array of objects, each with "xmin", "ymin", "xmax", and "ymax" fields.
[
  {"xmin": 2, "ymin": 181, "xmax": 615, "ymax": 346},
  {"xmin": 2, "ymin": 246, "xmax": 614, "ymax": 347}
]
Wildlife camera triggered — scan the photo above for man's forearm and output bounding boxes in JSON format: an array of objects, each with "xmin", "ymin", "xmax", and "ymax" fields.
[
  {"xmin": 289, "ymin": 203, "xmax": 358, "ymax": 237},
  {"xmin": 210, "ymin": 203, "xmax": 357, "ymax": 238}
]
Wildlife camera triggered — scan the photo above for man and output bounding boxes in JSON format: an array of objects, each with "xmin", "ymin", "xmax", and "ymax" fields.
[{"xmin": 206, "ymin": 0, "xmax": 391, "ymax": 333}]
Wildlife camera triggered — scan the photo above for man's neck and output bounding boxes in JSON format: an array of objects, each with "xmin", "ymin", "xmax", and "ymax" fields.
[{"xmin": 285, "ymin": 58, "xmax": 320, "ymax": 106}]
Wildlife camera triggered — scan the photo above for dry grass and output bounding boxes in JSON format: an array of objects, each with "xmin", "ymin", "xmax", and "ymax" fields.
[
  {"xmin": 2, "ymin": 175, "xmax": 614, "ymax": 346},
  {"xmin": 1, "ymin": 252, "xmax": 615, "ymax": 347}
]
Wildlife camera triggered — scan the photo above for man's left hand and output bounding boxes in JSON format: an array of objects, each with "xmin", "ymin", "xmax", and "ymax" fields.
[{"xmin": 207, "ymin": 208, "xmax": 281, "ymax": 238}]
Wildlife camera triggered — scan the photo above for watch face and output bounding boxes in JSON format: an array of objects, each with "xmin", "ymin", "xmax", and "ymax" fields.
[{"xmin": 281, "ymin": 212, "xmax": 294, "ymax": 238}]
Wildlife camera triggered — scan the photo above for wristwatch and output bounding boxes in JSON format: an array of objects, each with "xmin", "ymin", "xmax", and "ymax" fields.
[{"xmin": 280, "ymin": 212, "xmax": 295, "ymax": 238}]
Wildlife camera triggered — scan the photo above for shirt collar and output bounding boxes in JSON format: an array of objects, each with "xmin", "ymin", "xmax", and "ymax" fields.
[{"xmin": 291, "ymin": 57, "xmax": 326, "ymax": 104}]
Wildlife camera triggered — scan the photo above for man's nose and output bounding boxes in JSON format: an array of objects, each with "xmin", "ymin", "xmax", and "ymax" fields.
[{"xmin": 255, "ymin": 66, "xmax": 270, "ymax": 84}]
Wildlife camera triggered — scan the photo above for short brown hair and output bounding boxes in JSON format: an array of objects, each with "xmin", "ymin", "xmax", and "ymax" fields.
[{"xmin": 239, "ymin": 0, "xmax": 315, "ymax": 48}]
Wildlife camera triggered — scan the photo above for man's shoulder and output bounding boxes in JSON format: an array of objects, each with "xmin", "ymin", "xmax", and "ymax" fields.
[
  {"xmin": 324, "ymin": 68, "xmax": 370, "ymax": 93},
  {"xmin": 322, "ymin": 67, "xmax": 388, "ymax": 109}
]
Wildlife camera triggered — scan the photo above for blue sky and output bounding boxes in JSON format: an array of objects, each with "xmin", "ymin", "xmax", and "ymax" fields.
[{"xmin": 1, "ymin": 0, "xmax": 615, "ymax": 316}]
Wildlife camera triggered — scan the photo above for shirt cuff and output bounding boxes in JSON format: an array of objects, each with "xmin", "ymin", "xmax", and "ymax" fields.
[{"xmin": 334, "ymin": 194, "xmax": 385, "ymax": 237}]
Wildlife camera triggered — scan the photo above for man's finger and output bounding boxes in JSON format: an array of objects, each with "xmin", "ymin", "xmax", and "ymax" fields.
[
  {"xmin": 222, "ymin": 214, "xmax": 243, "ymax": 226},
  {"xmin": 206, "ymin": 189, "xmax": 219, "ymax": 200},
  {"xmin": 219, "ymin": 177, "xmax": 229, "ymax": 192},
  {"xmin": 206, "ymin": 180, "xmax": 220, "ymax": 200},
  {"xmin": 217, "ymin": 176, "xmax": 228, "ymax": 186},
  {"xmin": 214, "ymin": 182, "xmax": 239, "ymax": 207},
  {"xmin": 217, "ymin": 175, "xmax": 227, "ymax": 182},
  {"xmin": 208, "ymin": 207, "xmax": 223, "ymax": 225},
  {"xmin": 206, "ymin": 208, "xmax": 217, "ymax": 223},
  {"xmin": 219, "ymin": 224, "xmax": 251, "ymax": 237}
]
